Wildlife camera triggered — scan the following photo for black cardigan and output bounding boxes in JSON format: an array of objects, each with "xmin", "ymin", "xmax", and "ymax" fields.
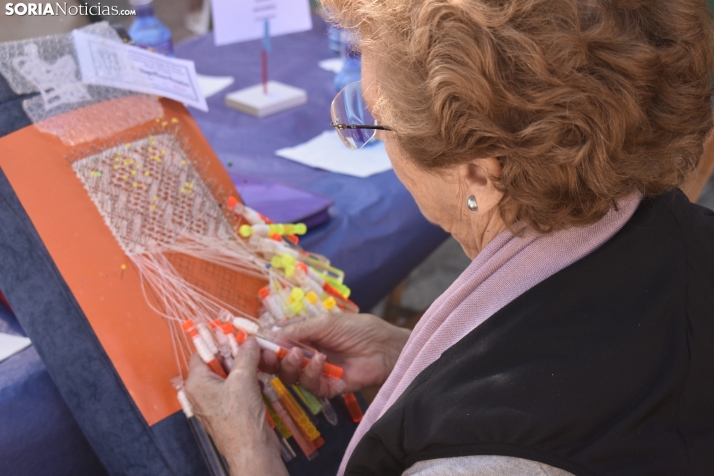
[{"xmin": 346, "ymin": 190, "xmax": 714, "ymax": 476}]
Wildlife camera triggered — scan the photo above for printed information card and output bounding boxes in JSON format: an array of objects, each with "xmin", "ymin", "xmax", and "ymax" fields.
[
  {"xmin": 210, "ymin": 0, "xmax": 312, "ymax": 46},
  {"xmin": 72, "ymin": 30, "xmax": 208, "ymax": 111}
]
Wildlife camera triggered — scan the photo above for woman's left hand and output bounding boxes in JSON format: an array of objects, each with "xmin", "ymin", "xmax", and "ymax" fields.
[{"xmin": 184, "ymin": 337, "xmax": 288, "ymax": 476}]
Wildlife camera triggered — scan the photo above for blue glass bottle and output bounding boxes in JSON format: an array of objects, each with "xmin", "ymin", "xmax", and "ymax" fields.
[
  {"xmin": 128, "ymin": 0, "xmax": 174, "ymax": 56},
  {"xmin": 334, "ymin": 32, "xmax": 361, "ymax": 92},
  {"xmin": 322, "ymin": 7, "xmax": 343, "ymax": 56},
  {"xmin": 327, "ymin": 25, "xmax": 343, "ymax": 56}
]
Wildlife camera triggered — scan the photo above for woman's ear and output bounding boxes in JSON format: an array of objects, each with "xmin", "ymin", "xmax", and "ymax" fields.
[{"xmin": 459, "ymin": 158, "xmax": 504, "ymax": 214}]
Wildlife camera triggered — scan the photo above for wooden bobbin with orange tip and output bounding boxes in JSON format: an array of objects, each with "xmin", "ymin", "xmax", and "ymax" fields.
[{"xmin": 181, "ymin": 319, "xmax": 227, "ymax": 378}]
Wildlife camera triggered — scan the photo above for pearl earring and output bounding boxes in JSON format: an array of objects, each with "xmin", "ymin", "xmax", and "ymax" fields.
[{"xmin": 466, "ymin": 196, "xmax": 478, "ymax": 212}]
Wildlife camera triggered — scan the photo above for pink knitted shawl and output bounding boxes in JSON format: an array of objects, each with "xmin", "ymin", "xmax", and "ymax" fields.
[{"xmin": 338, "ymin": 193, "xmax": 642, "ymax": 475}]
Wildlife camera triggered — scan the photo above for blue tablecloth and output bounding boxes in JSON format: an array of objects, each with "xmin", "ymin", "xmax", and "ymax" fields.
[
  {"xmin": 0, "ymin": 18, "xmax": 447, "ymax": 476},
  {"xmin": 0, "ymin": 301, "xmax": 108, "ymax": 476}
]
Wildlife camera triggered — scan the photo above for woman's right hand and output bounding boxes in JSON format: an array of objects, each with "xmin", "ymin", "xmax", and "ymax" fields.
[{"xmin": 259, "ymin": 313, "xmax": 410, "ymax": 399}]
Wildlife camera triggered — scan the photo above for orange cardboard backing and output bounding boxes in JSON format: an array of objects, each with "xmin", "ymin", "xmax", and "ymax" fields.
[{"xmin": 0, "ymin": 98, "xmax": 266, "ymax": 425}]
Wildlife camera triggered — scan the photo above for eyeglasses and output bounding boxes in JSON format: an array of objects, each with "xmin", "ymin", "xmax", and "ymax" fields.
[{"xmin": 330, "ymin": 81, "xmax": 392, "ymax": 150}]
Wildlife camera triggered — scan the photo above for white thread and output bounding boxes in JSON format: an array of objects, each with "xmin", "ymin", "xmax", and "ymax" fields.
[
  {"xmin": 70, "ymin": 132, "xmax": 348, "ymax": 392},
  {"xmin": 73, "ymin": 134, "xmax": 233, "ymax": 254}
]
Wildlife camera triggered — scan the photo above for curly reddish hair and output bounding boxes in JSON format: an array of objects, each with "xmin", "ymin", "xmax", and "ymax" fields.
[{"xmin": 324, "ymin": 0, "xmax": 714, "ymax": 232}]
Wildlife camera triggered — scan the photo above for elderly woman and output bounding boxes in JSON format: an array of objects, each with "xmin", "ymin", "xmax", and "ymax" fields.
[{"xmin": 185, "ymin": 0, "xmax": 714, "ymax": 474}]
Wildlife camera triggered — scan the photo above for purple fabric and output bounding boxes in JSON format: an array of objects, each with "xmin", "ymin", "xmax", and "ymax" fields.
[
  {"xmin": 175, "ymin": 19, "xmax": 448, "ymax": 311},
  {"xmin": 229, "ymin": 173, "xmax": 333, "ymax": 229},
  {"xmin": 339, "ymin": 194, "xmax": 642, "ymax": 474}
]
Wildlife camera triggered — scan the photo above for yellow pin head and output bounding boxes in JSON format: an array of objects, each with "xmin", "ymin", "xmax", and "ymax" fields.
[
  {"xmin": 305, "ymin": 291, "xmax": 318, "ymax": 305},
  {"xmin": 290, "ymin": 287, "xmax": 305, "ymax": 302},
  {"xmin": 323, "ymin": 296, "xmax": 337, "ymax": 311},
  {"xmin": 238, "ymin": 224, "xmax": 254, "ymax": 237}
]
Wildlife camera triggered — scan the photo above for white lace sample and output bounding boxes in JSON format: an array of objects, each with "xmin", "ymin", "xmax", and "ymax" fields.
[
  {"xmin": 12, "ymin": 42, "xmax": 92, "ymax": 112},
  {"xmin": 72, "ymin": 133, "xmax": 233, "ymax": 255},
  {"xmin": 0, "ymin": 22, "xmax": 160, "ymax": 131},
  {"xmin": 0, "ymin": 22, "xmax": 114, "ymax": 94}
]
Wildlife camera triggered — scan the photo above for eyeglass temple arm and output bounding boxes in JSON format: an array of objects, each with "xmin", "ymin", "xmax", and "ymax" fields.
[{"xmin": 330, "ymin": 122, "xmax": 392, "ymax": 131}]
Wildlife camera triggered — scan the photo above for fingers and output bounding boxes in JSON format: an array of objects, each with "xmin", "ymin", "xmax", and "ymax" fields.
[
  {"xmin": 278, "ymin": 313, "xmax": 332, "ymax": 344},
  {"xmin": 184, "ymin": 347, "xmax": 280, "ymax": 468},
  {"xmin": 186, "ymin": 353, "xmax": 222, "ymax": 387},
  {"xmin": 185, "ymin": 353, "xmax": 223, "ymax": 410},
  {"xmin": 296, "ymin": 353, "xmax": 329, "ymax": 396},
  {"xmin": 188, "ymin": 352, "xmax": 209, "ymax": 375},
  {"xmin": 328, "ymin": 377, "xmax": 346, "ymax": 395},
  {"xmin": 258, "ymin": 349, "xmax": 280, "ymax": 374},
  {"xmin": 300, "ymin": 352, "xmax": 325, "ymax": 386},
  {"xmin": 258, "ymin": 344, "xmax": 329, "ymax": 393},
  {"xmin": 275, "ymin": 347, "xmax": 305, "ymax": 385},
  {"xmin": 224, "ymin": 338, "xmax": 269, "ymax": 422},
  {"xmin": 230, "ymin": 337, "xmax": 261, "ymax": 376}
]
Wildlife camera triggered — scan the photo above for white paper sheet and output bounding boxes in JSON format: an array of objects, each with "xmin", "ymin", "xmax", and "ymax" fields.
[
  {"xmin": 196, "ymin": 74, "xmax": 234, "ymax": 98},
  {"xmin": 275, "ymin": 130, "xmax": 393, "ymax": 178},
  {"xmin": 211, "ymin": 0, "xmax": 312, "ymax": 47},
  {"xmin": 318, "ymin": 58, "xmax": 344, "ymax": 74},
  {"xmin": 0, "ymin": 333, "xmax": 32, "ymax": 363},
  {"xmin": 72, "ymin": 30, "xmax": 208, "ymax": 111}
]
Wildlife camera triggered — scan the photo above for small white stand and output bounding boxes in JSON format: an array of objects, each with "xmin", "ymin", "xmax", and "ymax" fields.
[{"xmin": 225, "ymin": 81, "xmax": 307, "ymax": 117}]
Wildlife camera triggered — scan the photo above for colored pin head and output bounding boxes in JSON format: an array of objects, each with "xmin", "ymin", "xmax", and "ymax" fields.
[
  {"xmin": 226, "ymin": 196, "xmax": 238, "ymax": 210},
  {"xmin": 258, "ymin": 286, "xmax": 271, "ymax": 300},
  {"xmin": 239, "ymin": 224, "xmax": 254, "ymax": 237},
  {"xmin": 290, "ymin": 287, "xmax": 305, "ymax": 302},
  {"xmin": 305, "ymin": 291, "xmax": 318, "ymax": 305},
  {"xmin": 323, "ymin": 296, "xmax": 337, "ymax": 311}
]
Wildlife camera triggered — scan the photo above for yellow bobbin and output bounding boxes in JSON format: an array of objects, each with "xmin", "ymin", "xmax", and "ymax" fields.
[
  {"xmin": 323, "ymin": 296, "xmax": 337, "ymax": 311},
  {"xmin": 290, "ymin": 287, "xmax": 305, "ymax": 302},
  {"xmin": 289, "ymin": 300, "xmax": 304, "ymax": 315},
  {"xmin": 305, "ymin": 291, "xmax": 318, "ymax": 305}
]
